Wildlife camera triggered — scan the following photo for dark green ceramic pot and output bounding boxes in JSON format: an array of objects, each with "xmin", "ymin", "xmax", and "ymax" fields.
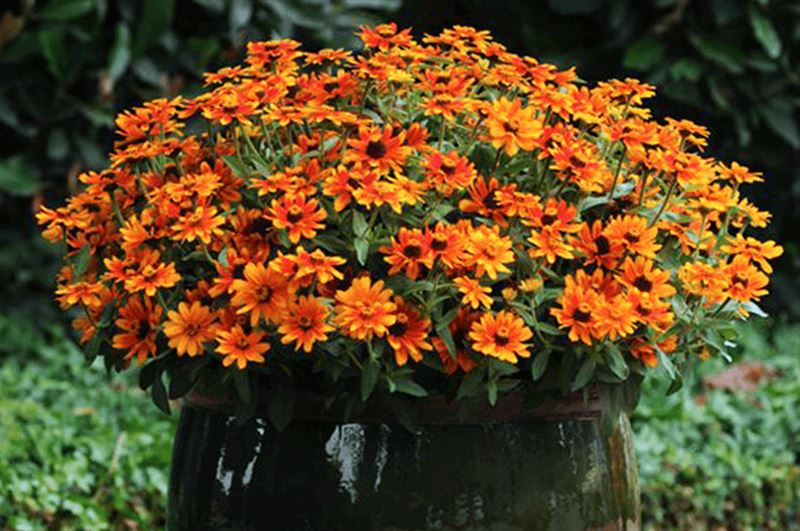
[{"xmin": 168, "ymin": 391, "xmax": 639, "ymax": 530}]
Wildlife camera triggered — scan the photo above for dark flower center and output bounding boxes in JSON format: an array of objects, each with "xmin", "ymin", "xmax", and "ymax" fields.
[
  {"xmin": 441, "ymin": 162, "xmax": 456, "ymax": 175},
  {"xmin": 248, "ymin": 218, "xmax": 271, "ymax": 234},
  {"xmin": 633, "ymin": 275, "xmax": 653, "ymax": 292},
  {"xmin": 595, "ymin": 235, "xmax": 610, "ymax": 255},
  {"xmin": 540, "ymin": 214, "xmax": 557, "ymax": 226},
  {"xmin": 286, "ymin": 206, "xmax": 304, "ymax": 224},
  {"xmin": 257, "ymin": 286, "xmax": 273, "ymax": 302},
  {"xmin": 366, "ymin": 140, "xmax": 387, "ymax": 159},
  {"xmin": 431, "ymin": 237, "xmax": 448, "ymax": 251},
  {"xmin": 389, "ymin": 320, "xmax": 408, "ymax": 337},
  {"xmin": 624, "ymin": 232, "xmax": 640, "ymax": 244},
  {"xmin": 137, "ymin": 320, "xmax": 151, "ymax": 340},
  {"xmin": 573, "ymin": 309, "xmax": 592, "ymax": 323},
  {"xmin": 403, "ymin": 244, "xmax": 422, "ymax": 258},
  {"xmin": 494, "ymin": 332, "xmax": 510, "ymax": 346},
  {"xmin": 298, "ymin": 316, "xmax": 314, "ymax": 330}
]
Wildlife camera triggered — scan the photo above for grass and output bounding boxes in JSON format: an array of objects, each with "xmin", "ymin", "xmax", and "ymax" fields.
[{"xmin": 1, "ymin": 313, "xmax": 798, "ymax": 529}]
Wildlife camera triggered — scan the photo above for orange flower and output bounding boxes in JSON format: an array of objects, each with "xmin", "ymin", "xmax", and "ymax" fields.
[
  {"xmin": 721, "ymin": 234, "xmax": 783, "ymax": 273},
  {"xmin": 231, "ymin": 263, "xmax": 291, "ymax": 326},
  {"xmin": 267, "ymin": 194, "xmax": 327, "ymax": 244},
  {"xmin": 468, "ymin": 310, "xmax": 532, "ymax": 363},
  {"xmin": 485, "ymin": 97, "xmax": 542, "ymax": 156},
  {"xmin": 464, "ymin": 224, "xmax": 514, "ymax": 280},
  {"xmin": 428, "ymin": 222, "xmax": 467, "ymax": 268},
  {"xmin": 604, "ymin": 215, "xmax": 661, "ymax": 259},
  {"xmin": 618, "ymin": 257, "xmax": 676, "ymax": 299},
  {"xmin": 453, "ymin": 276, "xmax": 493, "ymax": 309},
  {"xmin": 432, "ymin": 308, "xmax": 479, "ymax": 375},
  {"xmin": 528, "ymin": 226, "xmax": 575, "ymax": 264},
  {"xmin": 572, "ymin": 220, "xmax": 622, "ymax": 269},
  {"xmin": 345, "ymin": 125, "xmax": 411, "ymax": 173},
  {"xmin": 163, "ymin": 301, "xmax": 217, "ymax": 357},
  {"xmin": 112, "ymin": 297, "xmax": 162, "ymax": 365},
  {"xmin": 55, "ymin": 281, "xmax": 105, "ymax": 309},
  {"xmin": 215, "ymin": 325, "xmax": 270, "ymax": 369},
  {"xmin": 123, "ymin": 253, "xmax": 181, "ymax": 296},
  {"xmin": 386, "ymin": 298, "xmax": 432, "ymax": 366},
  {"xmin": 381, "ymin": 227, "xmax": 434, "ymax": 280},
  {"xmin": 172, "ymin": 205, "xmax": 225, "ymax": 244},
  {"xmin": 334, "ymin": 276, "xmax": 397, "ymax": 340},
  {"xmin": 423, "ymin": 150, "xmax": 477, "ymax": 195},
  {"xmin": 626, "ymin": 289, "xmax": 674, "ymax": 332},
  {"xmin": 723, "ymin": 255, "xmax": 769, "ymax": 303},
  {"xmin": 551, "ymin": 275, "xmax": 599, "ymax": 346},
  {"xmin": 278, "ymin": 295, "xmax": 334, "ymax": 353},
  {"xmin": 594, "ymin": 294, "xmax": 638, "ymax": 340},
  {"xmin": 678, "ymin": 262, "xmax": 727, "ymax": 305}
]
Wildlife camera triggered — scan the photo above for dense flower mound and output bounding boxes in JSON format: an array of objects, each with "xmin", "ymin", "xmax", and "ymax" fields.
[{"xmin": 38, "ymin": 24, "xmax": 783, "ymax": 411}]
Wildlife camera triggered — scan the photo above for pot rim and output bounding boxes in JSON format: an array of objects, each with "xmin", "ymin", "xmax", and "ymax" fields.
[{"xmin": 185, "ymin": 386, "xmax": 604, "ymax": 425}]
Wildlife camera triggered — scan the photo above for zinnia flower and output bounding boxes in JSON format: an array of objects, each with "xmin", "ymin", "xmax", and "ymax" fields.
[
  {"xmin": 278, "ymin": 295, "xmax": 334, "ymax": 353},
  {"xmin": 163, "ymin": 301, "xmax": 217, "ymax": 357},
  {"xmin": 215, "ymin": 325, "xmax": 271, "ymax": 369},
  {"xmin": 112, "ymin": 296, "xmax": 162, "ymax": 365},
  {"xmin": 231, "ymin": 263, "xmax": 291, "ymax": 326},
  {"xmin": 468, "ymin": 310, "xmax": 533, "ymax": 363},
  {"xmin": 334, "ymin": 276, "xmax": 397, "ymax": 340}
]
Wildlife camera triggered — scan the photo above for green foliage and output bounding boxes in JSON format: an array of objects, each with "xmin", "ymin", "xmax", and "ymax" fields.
[
  {"xmin": 0, "ymin": 316, "xmax": 177, "ymax": 529},
  {"xmin": 634, "ymin": 321, "xmax": 800, "ymax": 529}
]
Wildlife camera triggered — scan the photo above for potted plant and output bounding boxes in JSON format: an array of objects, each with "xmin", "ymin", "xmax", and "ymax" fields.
[{"xmin": 39, "ymin": 23, "xmax": 783, "ymax": 530}]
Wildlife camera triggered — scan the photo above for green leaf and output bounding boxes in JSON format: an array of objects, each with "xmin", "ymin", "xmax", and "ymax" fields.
[
  {"xmin": 670, "ymin": 58, "xmax": 702, "ymax": 82},
  {"xmin": 36, "ymin": 0, "xmax": 95, "ymax": 21},
  {"xmin": 108, "ymin": 23, "xmax": 132, "ymax": 82},
  {"xmin": 486, "ymin": 380, "xmax": 498, "ymax": 406},
  {"xmin": 604, "ymin": 343, "xmax": 629, "ymax": 380},
  {"xmin": 38, "ymin": 30, "xmax": 69, "ymax": 81},
  {"xmin": 267, "ymin": 373, "xmax": 296, "ymax": 431},
  {"xmin": 151, "ymin": 372, "xmax": 171, "ymax": 414},
  {"xmin": 456, "ymin": 366, "xmax": 486, "ymax": 399},
  {"xmin": 530, "ymin": 348, "xmax": 550, "ymax": 381},
  {"xmin": 689, "ymin": 34, "xmax": 745, "ymax": 73},
  {"xmin": 741, "ymin": 301, "xmax": 768, "ymax": 318},
  {"xmin": 623, "ymin": 37, "xmax": 665, "ymax": 71},
  {"xmin": 46, "ymin": 129, "xmax": 69, "ymax": 160},
  {"xmin": 138, "ymin": 361, "xmax": 158, "ymax": 391},
  {"xmin": 666, "ymin": 371, "xmax": 683, "ymax": 396},
  {"xmin": 393, "ymin": 378, "xmax": 428, "ymax": 397},
  {"xmin": 749, "ymin": 4, "xmax": 782, "ymax": 59},
  {"xmin": 360, "ymin": 358, "xmax": 380, "ymax": 401},
  {"xmin": 352, "ymin": 210, "xmax": 368, "ymax": 237},
  {"xmin": 0, "ymin": 156, "xmax": 40, "ymax": 196},
  {"xmin": 72, "ymin": 245, "xmax": 91, "ymax": 278},
  {"xmin": 354, "ymin": 237, "xmax": 369, "ymax": 265},
  {"xmin": 229, "ymin": 0, "xmax": 253, "ymax": 33},
  {"xmin": 133, "ymin": 0, "xmax": 175, "ymax": 57},
  {"xmin": 571, "ymin": 356, "xmax": 596, "ymax": 391},
  {"xmin": 435, "ymin": 320, "xmax": 457, "ymax": 359},
  {"xmin": 233, "ymin": 369, "xmax": 251, "ymax": 404},
  {"xmin": 759, "ymin": 100, "xmax": 800, "ymax": 149}
]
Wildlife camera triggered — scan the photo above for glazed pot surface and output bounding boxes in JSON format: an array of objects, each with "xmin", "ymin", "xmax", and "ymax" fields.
[{"xmin": 168, "ymin": 399, "xmax": 639, "ymax": 530}]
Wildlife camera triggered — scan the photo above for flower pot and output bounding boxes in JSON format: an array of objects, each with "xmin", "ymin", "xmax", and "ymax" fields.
[{"xmin": 168, "ymin": 391, "xmax": 639, "ymax": 530}]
